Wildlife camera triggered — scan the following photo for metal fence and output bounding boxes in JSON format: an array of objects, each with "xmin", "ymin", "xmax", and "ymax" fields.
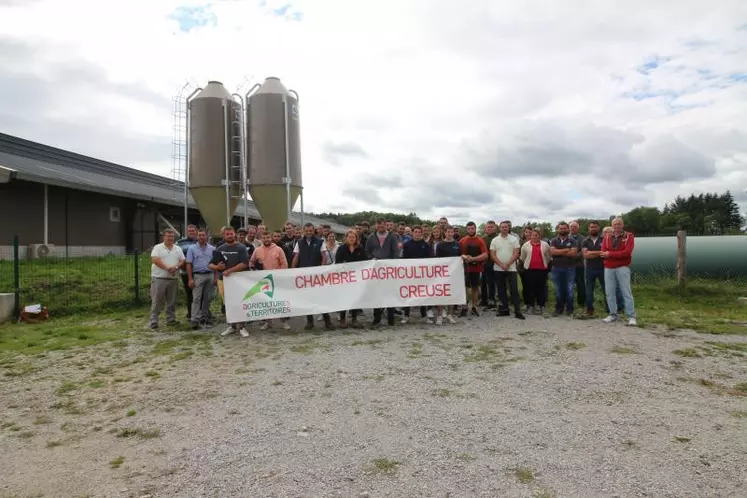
[{"xmin": 1, "ymin": 235, "xmax": 746, "ymax": 319}]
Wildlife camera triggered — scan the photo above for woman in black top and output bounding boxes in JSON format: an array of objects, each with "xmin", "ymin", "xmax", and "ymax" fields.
[{"xmin": 335, "ymin": 230, "xmax": 368, "ymax": 328}]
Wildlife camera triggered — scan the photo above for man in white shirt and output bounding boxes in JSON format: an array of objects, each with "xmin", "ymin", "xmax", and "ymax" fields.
[
  {"xmin": 490, "ymin": 221, "xmax": 525, "ymax": 320},
  {"xmin": 149, "ymin": 228, "xmax": 185, "ymax": 329}
]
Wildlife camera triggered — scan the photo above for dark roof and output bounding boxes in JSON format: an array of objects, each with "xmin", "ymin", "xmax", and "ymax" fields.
[{"xmin": 0, "ymin": 132, "xmax": 348, "ymax": 233}]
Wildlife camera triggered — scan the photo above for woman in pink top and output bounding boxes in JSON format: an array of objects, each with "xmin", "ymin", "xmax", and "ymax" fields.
[
  {"xmin": 250, "ymin": 232, "xmax": 290, "ymax": 331},
  {"xmin": 519, "ymin": 228, "xmax": 552, "ymax": 314}
]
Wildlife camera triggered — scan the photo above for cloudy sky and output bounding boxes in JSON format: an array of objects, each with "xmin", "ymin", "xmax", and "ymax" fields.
[{"xmin": 1, "ymin": 0, "xmax": 746, "ymax": 225}]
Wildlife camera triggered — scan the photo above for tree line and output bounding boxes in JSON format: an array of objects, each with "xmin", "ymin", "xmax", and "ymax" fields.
[{"xmin": 314, "ymin": 190, "xmax": 745, "ymax": 237}]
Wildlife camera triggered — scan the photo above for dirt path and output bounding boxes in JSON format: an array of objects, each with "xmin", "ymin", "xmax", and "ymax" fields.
[{"xmin": 1, "ymin": 313, "xmax": 746, "ymax": 497}]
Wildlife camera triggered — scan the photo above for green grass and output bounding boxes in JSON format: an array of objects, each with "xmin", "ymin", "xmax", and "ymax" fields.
[
  {"xmin": 565, "ymin": 342, "xmax": 587, "ymax": 350},
  {"xmin": 633, "ymin": 278, "xmax": 747, "ymax": 335},
  {"xmin": 512, "ymin": 466, "xmax": 535, "ymax": 484},
  {"xmin": 0, "ymin": 254, "xmax": 155, "ymax": 317},
  {"xmin": 370, "ymin": 458, "xmax": 401, "ymax": 474},
  {"xmin": 115, "ymin": 427, "xmax": 161, "ymax": 439},
  {"xmin": 0, "ymin": 312, "xmax": 139, "ymax": 356}
]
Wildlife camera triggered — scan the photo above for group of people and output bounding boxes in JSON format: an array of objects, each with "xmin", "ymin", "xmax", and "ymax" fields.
[{"xmin": 147, "ymin": 215, "xmax": 637, "ymax": 335}]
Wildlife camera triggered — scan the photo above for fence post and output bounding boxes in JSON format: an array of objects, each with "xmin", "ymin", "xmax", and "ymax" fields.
[
  {"xmin": 677, "ymin": 230, "xmax": 687, "ymax": 291},
  {"xmin": 12, "ymin": 235, "xmax": 20, "ymax": 320},
  {"xmin": 134, "ymin": 249, "xmax": 140, "ymax": 303}
]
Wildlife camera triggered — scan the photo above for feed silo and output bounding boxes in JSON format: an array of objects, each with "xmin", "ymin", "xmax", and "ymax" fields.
[
  {"xmin": 188, "ymin": 81, "xmax": 241, "ymax": 233},
  {"xmin": 245, "ymin": 77, "xmax": 301, "ymax": 231}
]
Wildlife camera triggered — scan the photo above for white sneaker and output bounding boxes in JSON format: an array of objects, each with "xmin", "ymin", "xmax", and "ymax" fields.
[
  {"xmin": 400, "ymin": 316, "xmax": 409, "ymax": 324},
  {"xmin": 239, "ymin": 327, "xmax": 250, "ymax": 338},
  {"xmin": 316, "ymin": 315, "xmax": 324, "ymax": 321},
  {"xmin": 627, "ymin": 317, "xmax": 638, "ymax": 327},
  {"xmin": 283, "ymin": 321, "xmax": 291, "ymax": 330},
  {"xmin": 221, "ymin": 326, "xmax": 235, "ymax": 336},
  {"xmin": 426, "ymin": 309, "xmax": 435, "ymax": 319},
  {"xmin": 435, "ymin": 316, "xmax": 443, "ymax": 326},
  {"xmin": 260, "ymin": 322, "xmax": 269, "ymax": 331},
  {"xmin": 425, "ymin": 318, "xmax": 434, "ymax": 324},
  {"xmin": 441, "ymin": 309, "xmax": 448, "ymax": 318},
  {"xmin": 446, "ymin": 314, "xmax": 457, "ymax": 324},
  {"xmin": 602, "ymin": 315, "xmax": 617, "ymax": 324}
]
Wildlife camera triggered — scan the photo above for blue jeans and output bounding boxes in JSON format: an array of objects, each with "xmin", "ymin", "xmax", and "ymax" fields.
[
  {"xmin": 604, "ymin": 266, "xmax": 636, "ymax": 318},
  {"xmin": 586, "ymin": 268, "xmax": 624, "ymax": 312},
  {"xmin": 551, "ymin": 267, "xmax": 575, "ymax": 313}
]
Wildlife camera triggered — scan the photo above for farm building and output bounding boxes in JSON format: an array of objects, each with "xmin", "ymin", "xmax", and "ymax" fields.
[{"xmin": 0, "ymin": 132, "xmax": 347, "ymax": 259}]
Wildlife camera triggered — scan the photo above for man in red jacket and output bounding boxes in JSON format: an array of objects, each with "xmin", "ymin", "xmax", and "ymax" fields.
[{"xmin": 600, "ymin": 217, "xmax": 637, "ymax": 326}]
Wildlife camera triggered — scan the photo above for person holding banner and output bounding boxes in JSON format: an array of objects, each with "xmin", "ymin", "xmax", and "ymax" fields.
[
  {"xmin": 250, "ymin": 231, "xmax": 290, "ymax": 331},
  {"xmin": 335, "ymin": 229, "xmax": 368, "ymax": 328},
  {"xmin": 209, "ymin": 226, "xmax": 250, "ymax": 337},
  {"xmin": 364, "ymin": 218, "xmax": 401, "ymax": 326},
  {"xmin": 401, "ymin": 225, "xmax": 432, "ymax": 324},
  {"xmin": 460, "ymin": 221, "xmax": 489, "ymax": 318},
  {"xmin": 292, "ymin": 222, "xmax": 335, "ymax": 331},
  {"xmin": 435, "ymin": 226, "xmax": 461, "ymax": 325}
]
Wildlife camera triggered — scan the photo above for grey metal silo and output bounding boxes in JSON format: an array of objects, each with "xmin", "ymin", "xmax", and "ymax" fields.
[
  {"xmin": 188, "ymin": 81, "xmax": 241, "ymax": 233},
  {"xmin": 245, "ymin": 77, "xmax": 301, "ymax": 231}
]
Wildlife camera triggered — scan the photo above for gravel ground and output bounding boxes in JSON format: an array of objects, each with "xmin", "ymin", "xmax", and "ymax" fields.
[{"xmin": 1, "ymin": 311, "xmax": 746, "ymax": 498}]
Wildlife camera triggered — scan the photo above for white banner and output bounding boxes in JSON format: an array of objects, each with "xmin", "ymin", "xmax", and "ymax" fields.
[{"xmin": 223, "ymin": 257, "xmax": 466, "ymax": 322}]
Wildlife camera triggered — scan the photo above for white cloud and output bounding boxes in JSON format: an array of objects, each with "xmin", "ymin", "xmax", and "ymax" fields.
[{"xmin": 0, "ymin": 0, "xmax": 745, "ymax": 225}]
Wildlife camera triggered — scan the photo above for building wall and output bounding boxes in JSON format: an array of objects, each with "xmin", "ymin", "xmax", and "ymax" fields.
[{"xmin": 0, "ymin": 180, "xmax": 44, "ymax": 245}]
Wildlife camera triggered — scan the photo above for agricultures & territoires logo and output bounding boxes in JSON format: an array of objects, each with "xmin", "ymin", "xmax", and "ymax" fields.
[{"xmin": 241, "ymin": 274, "xmax": 292, "ymax": 318}]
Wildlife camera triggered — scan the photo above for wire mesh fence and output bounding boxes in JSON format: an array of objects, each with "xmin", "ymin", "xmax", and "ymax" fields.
[{"xmin": 1, "ymin": 235, "xmax": 746, "ymax": 319}]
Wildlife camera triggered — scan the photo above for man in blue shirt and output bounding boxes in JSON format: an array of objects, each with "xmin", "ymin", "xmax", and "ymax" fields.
[
  {"xmin": 176, "ymin": 225, "xmax": 198, "ymax": 319},
  {"xmin": 186, "ymin": 228, "xmax": 215, "ymax": 329}
]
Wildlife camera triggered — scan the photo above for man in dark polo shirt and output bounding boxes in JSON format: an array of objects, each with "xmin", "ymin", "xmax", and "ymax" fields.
[
  {"xmin": 582, "ymin": 221, "xmax": 605, "ymax": 316},
  {"xmin": 549, "ymin": 222, "xmax": 580, "ymax": 317},
  {"xmin": 209, "ymin": 226, "xmax": 250, "ymax": 337},
  {"xmin": 364, "ymin": 218, "xmax": 400, "ymax": 326},
  {"xmin": 569, "ymin": 221, "xmax": 586, "ymax": 310},
  {"xmin": 292, "ymin": 222, "xmax": 334, "ymax": 331}
]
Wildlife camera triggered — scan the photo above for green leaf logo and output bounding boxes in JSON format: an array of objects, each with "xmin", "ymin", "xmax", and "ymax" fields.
[{"xmin": 243, "ymin": 274, "xmax": 275, "ymax": 300}]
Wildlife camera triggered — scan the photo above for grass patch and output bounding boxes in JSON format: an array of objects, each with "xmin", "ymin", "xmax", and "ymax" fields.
[
  {"xmin": 169, "ymin": 350, "xmax": 194, "ymax": 362},
  {"xmin": 565, "ymin": 342, "xmax": 587, "ymax": 350},
  {"xmin": 689, "ymin": 378, "xmax": 747, "ymax": 397},
  {"xmin": 115, "ymin": 427, "xmax": 161, "ymax": 439},
  {"xmin": 33, "ymin": 415, "xmax": 53, "ymax": 425},
  {"xmin": 126, "ymin": 410, "xmax": 136, "ymax": 417},
  {"xmin": 370, "ymin": 458, "xmax": 400, "ymax": 474},
  {"xmin": 433, "ymin": 388, "xmax": 452, "ymax": 398},
  {"xmin": 351, "ymin": 339, "xmax": 385, "ymax": 347},
  {"xmin": 46, "ymin": 440, "xmax": 62, "ymax": 448},
  {"xmin": 673, "ymin": 436, "xmax": 691, "ymax": 443},
  {"xmin": 512, "ymin": 466, "xmax": 534, "ymax": 484},
  {"xmin": 731, "ymin": 410, "xmax": 747, "ymax": 418},
  {"xmin": 361, "ymin": 374, "xmax": 385, "ymax": 382},
  {"xmin": 408, "ymin": 342, "xmax": 423, "ymax": 358},
  {"xmin": 88, "ymin": 379, "xmax": 106, "ymax": 388},
  {"xmin": 144, "ymin": 370, "xmax": 160, "ymax": 378},
  {"xmin": 703, "ymin": 341, "xmax": 747, "ymax": 356},
  {"xmin": 463, "ymin": 345, "xmax": 503, "ymax": 362},
  {"xmin": 672, "ymin": 348, "xmax": 701, "ymax": 358},
  {"xmin": 610, "ymin": 345, "xmax": 637, "ymax": 355},
  {"xmin": 55, "ymin": 381, "xmax": 79, "ymax": 395},
  {"xmin": 110, "ymin": 456, "xmax": 125, "ymax": 469},
  {"xmin": 634, "ymin": 278, "xmax": 747, "ymax": 335},
  {"xmin": 0, "ymin": 311, "xmax": 138, "ymax": 355}
]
